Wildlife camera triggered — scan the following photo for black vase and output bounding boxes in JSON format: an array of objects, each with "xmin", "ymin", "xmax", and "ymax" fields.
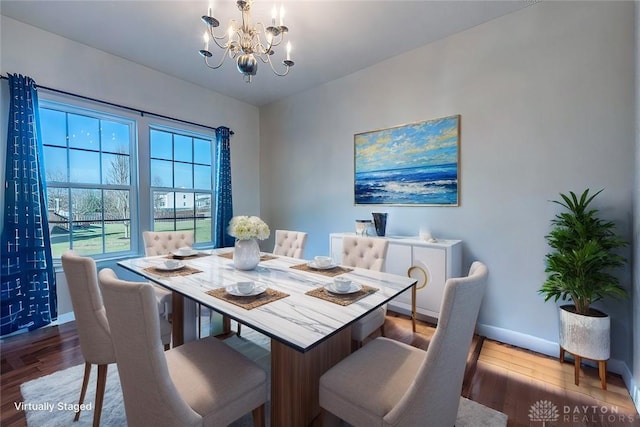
[{"xmin": 371, "ymin": 212, "xmax": 388, "ymax": 237}]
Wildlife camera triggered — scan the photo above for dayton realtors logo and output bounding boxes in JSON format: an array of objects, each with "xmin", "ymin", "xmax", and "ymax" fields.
[
  {"xmin": 529, "ymin": 400, "xmax": 560, "ymax": 426},
  {"xmin": 529, "ymin": 400, "xmax": 637, "ymax": 425}
]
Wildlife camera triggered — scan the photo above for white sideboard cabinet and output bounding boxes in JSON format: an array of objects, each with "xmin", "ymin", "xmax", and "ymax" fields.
[{"xmin": 329, "ymin": 233, "xmax": 462, "ymax": 321}]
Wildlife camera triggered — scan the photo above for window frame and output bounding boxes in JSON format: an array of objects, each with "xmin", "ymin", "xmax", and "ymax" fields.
[
  {"xmin": 38, "ymin": 95, "xmax": 218, "ymax": 260},
  {"xmin": 148, "ymin": 123, "xmax": 216, "ymax": 247}
]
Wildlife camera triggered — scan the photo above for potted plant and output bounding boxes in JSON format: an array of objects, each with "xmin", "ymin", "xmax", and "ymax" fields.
[{"xmin": 539, "ymin": 189, "xmax": 628, "ymax": 386}]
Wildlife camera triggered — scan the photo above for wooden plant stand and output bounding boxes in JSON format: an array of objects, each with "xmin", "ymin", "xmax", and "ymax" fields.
[{"xmin": 560, "ymin": 346, "xmax": 607, "ymax": 390}]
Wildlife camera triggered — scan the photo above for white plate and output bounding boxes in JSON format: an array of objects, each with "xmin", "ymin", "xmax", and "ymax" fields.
[
  {"xmin": 325, "ymin": 283, "xmax": 363, "ymax": 295},
  {"xmin": 155, "ymin": 261, "xmax": 185, "ymax": 271},
  {"xmin": 171, "ymin": 249, "xmax": 198, "ymax": 257},
  {"xmin": 308, "ymin": 261, "xmax": 338, "ymax": 270},
  {"xmin": 225, "ymin": 284, "xmax": 267, "ymax": 297}
]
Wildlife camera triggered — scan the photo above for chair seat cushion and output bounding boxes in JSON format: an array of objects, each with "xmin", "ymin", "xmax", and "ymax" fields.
[
  {"xmin": 320, "ymin": 337, "xmax": 426, "ymax": 426},
  {"xmin": 351, "ymin": 306, "xmax": 386, "ymax": 342},
  {"xmin": 167, "ymin": 336, "xmax": 267, "ymax": 426}
]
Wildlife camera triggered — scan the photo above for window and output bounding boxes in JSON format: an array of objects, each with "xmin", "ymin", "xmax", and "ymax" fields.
[
  {"xmin": 39, "ymin": 100, "xmax": 218, "ymax": 258},
  {"xmin": 40, "ymin": 103, "xmax": 136, "ymax": 258},
  {"xmin": 149, "ymin": 127, "xmax": 214, "ymax": 245}
]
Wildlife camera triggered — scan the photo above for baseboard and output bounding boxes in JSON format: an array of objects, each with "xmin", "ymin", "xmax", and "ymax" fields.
[
  {"xmin": 477, "ymin": 323, "xmax": 560, "ymax": 358},
  {"xmin": 629, "ymin": 375, "xmax": 640, "ymax": 415},
  {"xmin": 53, "ymin": 311, "xmax": 75, "ymax": 325},
  {"xmin": 477, "ymin": 322, "xmax": 637, "ymax": 408}
]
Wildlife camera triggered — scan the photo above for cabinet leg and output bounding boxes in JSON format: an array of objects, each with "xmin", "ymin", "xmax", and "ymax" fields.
[{"xmin": 411, "ymin": 284, "xmax": 417, "ymax": 333}]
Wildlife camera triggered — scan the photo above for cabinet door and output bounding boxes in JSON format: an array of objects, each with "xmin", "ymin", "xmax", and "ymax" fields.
[
  {"xmin": 412, "ymin": 246, "xmax": 446, "ymax": 316},
  {"xmin": 384, "ymin": 243, "xmax": 413, "ymax": 305}
]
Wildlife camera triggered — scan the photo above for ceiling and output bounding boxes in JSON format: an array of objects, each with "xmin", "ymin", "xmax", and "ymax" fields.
[{"xmin": 1, "ymin": 1, "xmax": 532, "ymax": 107}]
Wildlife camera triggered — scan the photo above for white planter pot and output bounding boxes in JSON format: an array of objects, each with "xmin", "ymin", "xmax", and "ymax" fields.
[{"xmin": 558, "ymin": 305, "xmax": 610, "ymax": 360}]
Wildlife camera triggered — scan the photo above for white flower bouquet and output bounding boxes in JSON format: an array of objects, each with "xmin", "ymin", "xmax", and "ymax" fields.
[{"xmin": 228, "ymin": 215, "xmax": 270, "ymax": 240}]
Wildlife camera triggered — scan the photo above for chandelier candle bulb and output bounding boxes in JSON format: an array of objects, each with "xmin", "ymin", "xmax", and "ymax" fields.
[
  {"xmin": 271, "ymin": 4, "xmax": 277, "ymax": 25},
  {"xmin": 280, "ymin": 5, "xmax": 285, "ymax": 26},
  {"xmin": 286, "ymin": 41, "xmax": 291, "ymax": 61}
]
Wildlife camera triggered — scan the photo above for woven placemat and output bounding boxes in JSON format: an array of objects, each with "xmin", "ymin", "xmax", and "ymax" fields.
[
  {"xmin": 217, "ymin": 252, "xmax": 278, "ymax": 262},
  {"xmin": 290, "ymin": 263, "xmax": 353, "ymax": 278},
  {"xmin": 206, "ymin": 288, "xmax": 289, "ymax": 310},
  {"xmin": 305, "ymin": 284, "xmax": 378, "ymax": 306},
  {"xmin": 143, "ymin": 265, "xmax": 203, "ymax": 277},
  {"xmin": 164, "ymin": 252, "xmax": 209, "ymax": 260}
]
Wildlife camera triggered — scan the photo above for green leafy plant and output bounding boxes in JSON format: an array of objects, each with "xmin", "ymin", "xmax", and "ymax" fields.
[{"xmin": 539, "ymin": 189, "xmax": 628, "ymax": 315}]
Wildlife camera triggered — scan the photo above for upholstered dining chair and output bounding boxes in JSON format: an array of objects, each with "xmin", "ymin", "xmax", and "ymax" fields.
[
  {"xmin": 236, "ymin": 229, "xmax": 308, "ymax": 337},
  {"xmin": 142, "ymin": 230, "xmax": 193, "ymax": 321},
  {"xmin": 319, "ymin": 261, "xmax": 489, "ymax": 427},
  {"xmin": 272, "ymin": 229, "xmax": 308, "ymax": 258},
  {"xmin": 341, "ymin": 236, "xmax": 390, "ymax": 350},
  {"xmin": 60, "ymin": 251, "xmax": 171, "ymax": 427},
  {"xmin": 98, "ymin": 268, "xmax": 267, "ymax": 427},
  {"xmin": 142, "ymin": 230, "xmax": 195, "ymax": 256}
]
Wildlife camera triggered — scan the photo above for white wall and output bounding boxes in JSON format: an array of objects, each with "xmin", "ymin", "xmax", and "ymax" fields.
[
  {"xmin": 260, "ymin": 0, "xmax": 636, "ymax": 376},
  {"xmin": 0, "ymin": 16, "xmax": 262, "ymax": 315}
]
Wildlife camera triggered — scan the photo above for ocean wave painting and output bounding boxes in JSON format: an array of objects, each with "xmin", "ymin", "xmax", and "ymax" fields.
[{"xmin": 354, "ymin": 115, "xmax": 460, "ymax": 206}]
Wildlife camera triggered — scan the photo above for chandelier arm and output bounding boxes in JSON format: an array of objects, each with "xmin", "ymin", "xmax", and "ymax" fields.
[
  {"xmin": 211, "ymin": 36, "xmax": 229, "ymax": 50},
  {"xmin": 265, "ymin": 56, "xmax": 293, "ymax": 77},
  {"xmin": 203, "ymin": 48, "xmax": 232, "ymax": 70},
  {"xmin": 254, "ymin": 22, "xmax": 284, "ymax": 50}
]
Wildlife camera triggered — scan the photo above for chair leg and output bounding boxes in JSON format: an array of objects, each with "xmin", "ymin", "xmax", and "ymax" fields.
[
  {"xmin": 92, "ymin": 364, "xmax": 108, "ymax": 427},
  {"xmin": 320, "ymin": 408, "xmax": 342, "ymax": 427},
  {"xmin": 252, "ymin": 404, "xmax": 265, "ymax": 427},
  {"xmin": 74, "ymin": 362, "xmax": 91, "ymax": 421},
  {"xmin": 222, "ymin": 315, "xmax": 231, "ymax": 334}
]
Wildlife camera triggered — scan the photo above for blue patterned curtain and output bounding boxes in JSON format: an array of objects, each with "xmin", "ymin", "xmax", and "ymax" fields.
[
  {"xmin": 214, "ymin": 126, "xmax": 234, "ymax": 248},
  {"xmin": 1, "ymin": 74, "xmax": 57, "ymax": 336}
]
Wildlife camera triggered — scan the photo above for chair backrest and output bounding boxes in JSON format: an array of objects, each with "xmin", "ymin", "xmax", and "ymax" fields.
[
  {"xmin": 98, "ymin": 268, "xmax": 201, "ymax": 427},
  {"xmin": 272, "ymin": 229, "xmax": 308, "ymax": 258},
  {"xmin": 341, "ymin": 236, "xmax": 389, "ymax": 272},
  {"xmin": 60, "ymin": 250, "xmax": 115, "ymax": 365},
  {"xmin": 384, "ymin": 261, "xmax": 489, "ymax": 427},
  {"xmin": 142, "ymin": 230, "xmax": 194, "ymax": 256}
]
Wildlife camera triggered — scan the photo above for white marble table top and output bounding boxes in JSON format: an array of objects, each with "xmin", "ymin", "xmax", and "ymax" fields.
[{"xmin": 118, "ymin": 249, "xmax": 416, "ymax": 352}]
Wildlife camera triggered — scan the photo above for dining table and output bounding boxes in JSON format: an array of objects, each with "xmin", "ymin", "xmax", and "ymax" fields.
[{"xmin": 117, "ymin": 248, "xmax": 416, "ymax": 427}]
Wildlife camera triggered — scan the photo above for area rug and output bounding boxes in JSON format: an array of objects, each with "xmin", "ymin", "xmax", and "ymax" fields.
[{"xmin": 19, "ymin": 331, "xmax": 506, "ymax": 427}]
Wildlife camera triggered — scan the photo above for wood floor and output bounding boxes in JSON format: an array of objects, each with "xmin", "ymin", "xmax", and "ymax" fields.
[{"xmin": 2, "ymin": 313, "xmax": 638, "ymax": 427}]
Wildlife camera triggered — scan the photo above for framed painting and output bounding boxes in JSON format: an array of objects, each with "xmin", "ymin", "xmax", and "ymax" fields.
[{"xmin": 354, "ymin": 115, "xmax": 460, "ymax": 206}]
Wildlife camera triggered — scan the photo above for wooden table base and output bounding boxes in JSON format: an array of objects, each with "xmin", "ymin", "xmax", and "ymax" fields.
[
  {"xmin": 559, "ymin": 346, "xmax": 607, "ymax": 390},
  {"xmin": 271, "ymin": 328, "xmax": 352, "ymax": 427}
]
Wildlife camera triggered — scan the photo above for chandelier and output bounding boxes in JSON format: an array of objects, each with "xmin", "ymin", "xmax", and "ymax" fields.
[{"xmin": 199, "ymin": 0, "xmax": 294, "ymax": 83}]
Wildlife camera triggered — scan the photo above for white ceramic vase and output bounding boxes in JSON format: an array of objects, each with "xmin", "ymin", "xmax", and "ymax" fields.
[{"xmin": 233, "ymin": 238, "xmax": 260, "ymax": 270}]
